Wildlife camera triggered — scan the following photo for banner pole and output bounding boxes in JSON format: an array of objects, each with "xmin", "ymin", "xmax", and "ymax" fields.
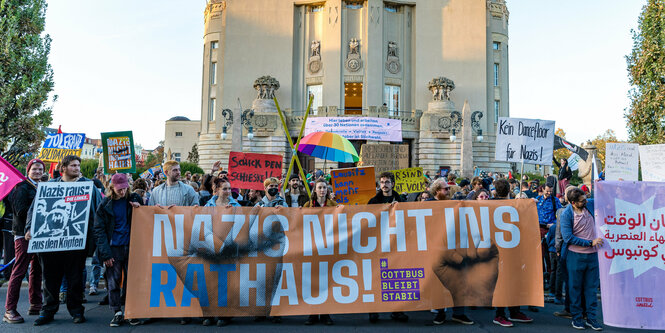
[
  {"xmin": 274, "ymin": 97, "xmax": 312, "ymax": 197},
  {"xmin": 519, "ymin": 160, "xmax": 525, "ymax": 198}
]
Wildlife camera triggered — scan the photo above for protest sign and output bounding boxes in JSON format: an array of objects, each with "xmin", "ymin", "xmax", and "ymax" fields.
[
  {"xmin": 495, "ymin": 117, "xmax": 555, "ymax": 165},
  {"xmin": 0, "ymin": 156, "xmax": 26, "ymax": 201},
  {"xmin": 124, "ymin": 200, "xmax": 543, "ymax": 318},
  {"xmin": 141, "ymin": 164, "xmax": 163, "ymax": 179},
  {"xmin": 28, "ymin": 181, "xmax": 94, "ymax": 253},
  {"xmin": 101, "ymin": 131, "xmax": 136, "ymax": 174},
  {"xmin": 605, "ymin": 143, "xmax": 639, "ymax": 181},
  {"xmin": 567, "ymin": 153, "xmax": 581, "ymax": 171},
  {"xmin": 37, "ymin": 133, "xmax": 85, "ymax": 162},
  {"xmin": 330, "ymin": 166, "xmax": 376, "ymax": 205},
  {"xmin": 393, "ymin": 167, "xmax": 426, "ymax": 194},
  {"xmin": 638, "ymin": 144, "xmax": 665, "ymax": 182},
  {"xmin": 305, "ymin": 117, "xmax": 402, "ymax": 142},
  {"xmin": 227, "ymin": 152, "xmax": 283, "ymax": 191},
  {"xmin": 595, "ymin": 181, "xmax": 665, "ymax": 329},
  {"xmin": 359, "ymin": 144, "xmax": 409, "ymax": 176}
]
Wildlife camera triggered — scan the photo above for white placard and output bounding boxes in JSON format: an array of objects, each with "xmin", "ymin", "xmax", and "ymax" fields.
[
  {"xmin": 568, "ymin": 153, "xmax": 581, "ymax": 171},
  {"xmin": 639, "ymin": 144, "xmax": 665, "ymax": 182},
  {"xmin": 605, "ymin": 143, "xmax": 639, "ymax": 181},
  {"xmin": 494, "ymin": 117, "xmax": 555, "ymax": 165},
  {"xmin": 304, "ymin": 117, "xmax": 402, "ymax": 142}
]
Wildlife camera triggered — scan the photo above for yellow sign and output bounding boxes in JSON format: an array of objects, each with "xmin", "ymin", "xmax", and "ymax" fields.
[{"xmin": 393, "ymin": 167, "xmax": 426, "ymax": 194}]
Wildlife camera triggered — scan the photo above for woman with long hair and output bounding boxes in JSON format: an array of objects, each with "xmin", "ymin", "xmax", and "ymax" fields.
[
  {"xmin": 302, "ymin": 180, "xmax": 335, "ymax": 325},
  {"xmin": 204, "ymin": 177, "xmax": 240, "ymax": 207}
]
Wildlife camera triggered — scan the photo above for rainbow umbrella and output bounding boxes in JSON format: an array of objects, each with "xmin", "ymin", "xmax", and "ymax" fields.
[{"xmin": 298, "ymin": 132, "xmax": 359, "ymax": 163}]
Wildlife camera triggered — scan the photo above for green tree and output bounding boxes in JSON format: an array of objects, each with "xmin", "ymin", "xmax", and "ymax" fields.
[
  {"xmin": 187, "ymin": 144, "xmax": 199, "ymax": 165},
  {"xmin": 589, "ymin": 129, "xmax": 621, "ymax": 170},
  {"xmin": 80, "ymin": 159, "xmax": 99, "ymax": 179},
  {"xmin": 626, "ymin": 0, "xmax": 665, "ymax": 144},
  {"xmin": 0, "ymin": 0, "xmax": 56, "ymax": 166},
  {"xmin": 179, "ymin": 161, "xmax": 203, "ymax": 175}
]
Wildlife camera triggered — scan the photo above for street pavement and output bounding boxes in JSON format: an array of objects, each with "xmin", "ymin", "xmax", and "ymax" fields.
[{"xmin": 0, "ymin": 284, "xmax": 660, "ymax": 333}]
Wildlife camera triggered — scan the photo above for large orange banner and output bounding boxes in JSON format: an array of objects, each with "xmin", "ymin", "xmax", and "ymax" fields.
[{"xmin": 125, "ymin": 200, "xmax": 543, "ymax": 318}]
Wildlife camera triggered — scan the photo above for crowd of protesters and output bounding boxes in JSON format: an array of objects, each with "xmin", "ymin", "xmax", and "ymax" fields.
[{"xmin": 0, "ymin": 156, "xmax": 603, "ymax": 330}]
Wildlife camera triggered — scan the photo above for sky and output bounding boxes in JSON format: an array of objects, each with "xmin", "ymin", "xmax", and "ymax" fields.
[{"xmin": 43, "ymin": 0, "xmax": 645, "ymax": 149}]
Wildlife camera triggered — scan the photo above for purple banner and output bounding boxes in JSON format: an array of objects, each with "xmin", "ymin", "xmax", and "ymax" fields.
[
  {"xmin": 0, "ymin": 156, "xmax": 25, "ymax": 201},
  {"xmin": 304, "ymin": 117, "xmax": 403, "ymax": 142},
  {"xmin": 595, "ymin": 180, "xmax": 665, "ymax": 329}
]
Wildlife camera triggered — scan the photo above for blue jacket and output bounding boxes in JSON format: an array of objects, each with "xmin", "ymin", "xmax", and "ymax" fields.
[
  {"xmin": 545, "ymin": 223, "xmax": 557, "ymax": 253},
  {"xmin": 204, "ymin": 195, "xmax": 241, "ymax": 207},
  {"xmin": 537, "ymin": 195, "xmax": 561, "ymax": 226},
  {"xmin": 560, "ymin": 198, "xmax": 595, "ymax": 261}
]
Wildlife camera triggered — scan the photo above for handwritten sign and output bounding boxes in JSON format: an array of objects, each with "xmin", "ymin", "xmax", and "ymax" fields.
[
  {"xmin": 330, "ymin": 166, "xmax": 375, "ymax": 205},
  {"xmin": 37, "ymin": 133, "xmax": 85, "ymax": 162},
  {"xmin": 605, "ymin": 143, "xmax": 639, "ymax": 181},
  {"xmin": 305, "ymin": 117, "xmax": 402, "ymax": 142},
  {"xmin": 595, "ymin": 181, "xmax": 665, "ymax": 329},
  {"xmin": 359, "ymin": 144, "xmax": 409, "ymax": 176},
  {"xmin": 639, "ymin": 144, "xmax": 665, "ymax": 182},
  {"xmin": 393, "ymin": 167, "xmax": 426, "ymax": 194},
  {"xmin": 494, "ymin": 117, "xmax": 555, "ymax": 165},
  {"xmin": 227, "ymin": 152, "xmax": 283, "ymax": 191},
  {"xmin": 101, "ymin": 131, "xmax": 136, "ymax": 174},
  {"xmin": 568, "ymin": 153, "xmax": 581, "ymax": 171},
  {"xmin": 0, "ymin": 156, "xmax": 26, "ymax": 201}
]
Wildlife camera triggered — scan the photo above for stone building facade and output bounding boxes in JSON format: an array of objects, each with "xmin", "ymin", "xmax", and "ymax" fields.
[{"xmin": 198, "ymin": 0, "xmax": 511, "ymax": 177}]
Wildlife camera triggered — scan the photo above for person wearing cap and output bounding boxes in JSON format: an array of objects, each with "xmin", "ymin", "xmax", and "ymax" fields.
[
  {"xmin": 284, "ymin": 174, "xmax": 308, "ymax": 207},
  {"xmin": 3, "ymin": 159, "xmax": 45, "ymax": 324},
  {"xmin": 93, "ymin": 173, "xmax": 143, "ymax": 327},
  {"xmin": 24, "ymin": 155, "xmax": 102, "ymax": 326}
]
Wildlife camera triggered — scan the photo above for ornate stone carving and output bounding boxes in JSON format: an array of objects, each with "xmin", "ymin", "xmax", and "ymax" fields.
[
  {"xmin": 385, "ymin": 41, "xmax": 401, "ymax": 74},
  {"xmin": 487, "ymin": 0, "xmax": 509, "ymax": 20},
  {"xmin": 204, "ymin": 0, "xmax": 226, "ymax": 22},
  {"xmin": 307, "ymin": 40, "xmax": 322, "ymax": 74},
  {"xmin": 254, "ymin": 114, "xmax": 269, "ymax": 127},
  {"xmin": 428, "ymin": 77, "xmax": 455, "ymax": 101},
  {"xmin": 253, "ymin": 76, "xmax": 280, "ymax": 99},
  {"xmin": 345, "ymin": 38, "xmax": 362, "ymax": 72}
]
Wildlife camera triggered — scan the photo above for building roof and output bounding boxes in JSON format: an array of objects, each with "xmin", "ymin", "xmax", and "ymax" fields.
[{"xmin": 167, "ymin": 116, "xmax": 191, "ymax": 121}]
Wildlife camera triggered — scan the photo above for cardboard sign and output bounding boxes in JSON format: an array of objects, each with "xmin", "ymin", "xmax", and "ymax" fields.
[
  {"xmin": 124, "ymin": 200, "xmax": 543, "ymax": 318},
  {"xmin": 101, "ymin": 131, "xmax": 136, "ymax": 174},
  {"xmin": 140, "ymin": 164, "xmax": 163, "ymax": 179},
  {"xmin": 605, "ymin": 143, "xmax": 639, "ymax": 181},
  {"xmin": 330, "ymin": 166, "xmax": 376, "ymax": 205},
  {"xmin": 305, "ymin": 117, "xmax": 403, "ymax": 142},
  {"xmin": 359, "ymin": 144, "xmax": 409, "ymax": 176},
  {"xmin": 595, "ymin": 181, "xmax": 665, "ymax": 329},
  {"xmin": 37, "ymin": 133, "xmax": 86, "ymax": 162},
  {"xmin": 28, "ymin": 181, "xmax": 94, "ymax": 253},
  {"xmin": 227, "ymin": 152, "xmax": 283, "ymax": 191},
  {"xmin": 0, "ymin": 156, "xmax": 26, "ymax": 201},
  {"xmin": 638, "ymin": 144, "xmax": 665, "ymax": 182},
  {"xmin": 567, "ymin": 153, "xmax": 581, "ymax": 171},
  {"xmin": 393, "ymin": 167, "xmax": 426, "ymax": 194},
  {"xmin": 495, "ymin": 117, "xmax": 555, "ymax": 165}
]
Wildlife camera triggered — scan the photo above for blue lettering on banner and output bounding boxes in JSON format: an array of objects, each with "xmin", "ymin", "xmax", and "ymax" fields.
[
  {"xmin": 182, "ymin": 264, "xmax": 209, "ymax": 307},
  {"xmin": 150, "ymin": 263, "xmax": 177, "ymax": 307},
  {"xmin": 211, "ymin": 264, "xmax": 236, "ymax": 306}
]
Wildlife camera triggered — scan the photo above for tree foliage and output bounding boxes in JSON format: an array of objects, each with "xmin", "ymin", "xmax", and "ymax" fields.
[
  {"xmin": 589, "ymin": 129, "xmax": 621, "ymax": 170},
  {"xmin": 179, "ymin": 161, "xmax": 203, "ymax": 175},
  {"xmin": 187, "ymin": 144, "xmax": 199, "ymax": 165},
  {"xmin": 626, "ymin": 0, "xmax": 665, "ymax": 144},
  {"xmin": 80, "ymin": 159, "xmax": 99, "ymax": 179},
  {"xmin": 0, "ymin": 0, "xmax": 55, "ymax": 165}
]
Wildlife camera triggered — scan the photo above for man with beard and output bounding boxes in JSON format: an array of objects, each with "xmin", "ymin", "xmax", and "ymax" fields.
[
  {"xmin": 366, "ymin": 172, "xmax": 408, "ymax": 323},
  {"xmin": 148, "ymin": 160, "xmax": 198, "ymax": 207},
  {"xmin": 25, "ymin": 155, "xmax": 101, "ymax": 326},
  {"xmin": 3, "ymin": 159, "xmax": 45, "ymax": 324},
  {"xmin": 284, "ymin": 175, "xmax": 308, "ymax": 208}
]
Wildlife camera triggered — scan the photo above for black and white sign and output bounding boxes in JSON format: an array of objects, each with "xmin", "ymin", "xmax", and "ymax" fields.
[
  {"xmin": 495, "ymin": 117, "xmax": 555, "ymax": 165},
  {"xmin": 28, "ymin": 181, "xmax": 94, "ymax": 253}
]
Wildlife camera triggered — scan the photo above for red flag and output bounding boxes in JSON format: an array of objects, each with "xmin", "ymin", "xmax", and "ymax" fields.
[{"xmin": 508, "ymin": 171, "xmax": 513, "ymax": 179}]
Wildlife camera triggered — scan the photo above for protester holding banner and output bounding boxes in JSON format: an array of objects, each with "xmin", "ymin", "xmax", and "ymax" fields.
[
  {"xmin": 491, "ymin": 179, "xmax": 534, "ymax": 327},
  {"xmin": 284, "ymin": 175, "xmax": 308, "ymax": 208},
  {"xmin": 553, "ymin": 158, "xmax": 572, "ymax": 194},
  {"xmin": 560, "ymin": 188, "xmax": 603, "ymax": 331},
  {"xmin": 24, "ymin": 155, "xmax": 101, "ymax": 326},
  {"xmin": 254, "ymin": 177, "xmax": 287, "ymax": 208},
  {"xmin": 3, "ymin": 159, "xmax": 45, "ymax": 324},
  {"xmin": 147, "ymin": 161, "xmax": 198, "ymax": 207},
  {"xmin": 204, "ymin": 177, "xmax": 241, "ymax": 207},
  {"xmin": 93, "ymin": 173, "xmax": 142, "ymax": 327}
]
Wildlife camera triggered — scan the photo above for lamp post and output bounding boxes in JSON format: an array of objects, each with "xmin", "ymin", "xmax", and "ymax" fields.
[{"xmin": 219, "ymin": 108, "xmax": 255, "ymax": 143}]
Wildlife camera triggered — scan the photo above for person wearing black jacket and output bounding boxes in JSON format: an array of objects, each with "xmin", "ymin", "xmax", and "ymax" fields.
[
  {"xmin": 25, "ymin": 155, "xmax": 102, "ymax": 326},
  {"xmin": 366, "ymin": 172, "xmax": 408, "ymax": 323},
  {"xmin": 3, "ymin": 159, "xmax": 45, "ymax": 324},
  {"xmin": 553, "ymin": 158, "xmax": 572, "ymax": 195},
  {"xmin": 93, "ymin": 173, "xmax": 142, "ymax": 327}
]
